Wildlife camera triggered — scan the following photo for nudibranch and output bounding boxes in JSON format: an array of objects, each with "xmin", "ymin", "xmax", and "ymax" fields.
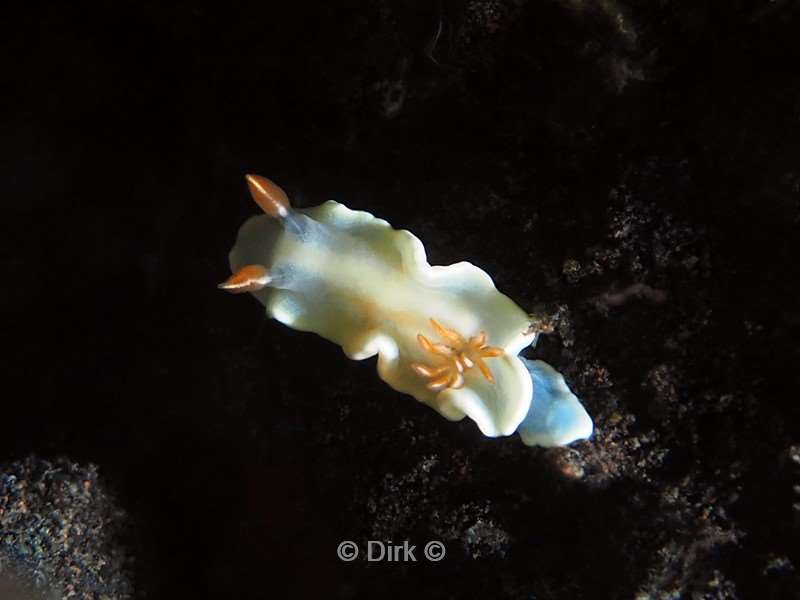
[{"xmin": 221, "ymin": 175, "xmax": 593, "ymax": 447}]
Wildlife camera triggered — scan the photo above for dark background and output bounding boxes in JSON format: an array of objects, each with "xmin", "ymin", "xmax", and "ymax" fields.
[{"xmin": 2, "ymin": 1, "xmax": 799, "ymax": 598}]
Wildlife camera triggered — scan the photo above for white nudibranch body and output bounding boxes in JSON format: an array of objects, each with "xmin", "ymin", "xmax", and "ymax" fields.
[{"xmin": 222, "ymin": 175, "xmax": 593, "ymax": 447}]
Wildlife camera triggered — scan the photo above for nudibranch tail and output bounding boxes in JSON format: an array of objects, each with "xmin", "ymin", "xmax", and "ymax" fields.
[
  {"xmin": 218, "ymin": 264, "xmax": 272, "ymax": 293},
  {"xmin": 517, "ymin": 359, "xmax": 594, "ymax": 447}
]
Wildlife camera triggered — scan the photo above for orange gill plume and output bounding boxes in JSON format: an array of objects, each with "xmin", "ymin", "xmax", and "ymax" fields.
[{"xmin": 411, "ymin": 319, "xmax": 505, "ymax": 391}]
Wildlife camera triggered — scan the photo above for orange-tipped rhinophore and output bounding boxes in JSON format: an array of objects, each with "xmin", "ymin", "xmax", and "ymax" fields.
[
  {"xmin": 245, "ymin": 174, "xmax": 291, "ymax": 219},
  {"xmin": 218, "ymin": 264, "xmax": 271, "ymax": 293}
]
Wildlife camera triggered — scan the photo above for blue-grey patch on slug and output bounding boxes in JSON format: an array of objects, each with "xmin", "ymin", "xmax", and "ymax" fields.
[{"xmin": 517, "ymin": 358, "xmax": 593, "ymax": 447}]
